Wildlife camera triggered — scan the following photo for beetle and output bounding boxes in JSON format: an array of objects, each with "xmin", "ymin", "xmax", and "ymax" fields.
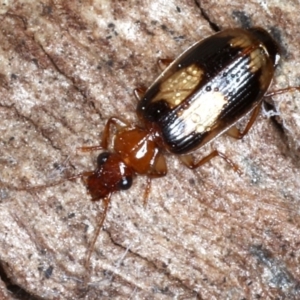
[
  {"xmin": 24, "ymin": 27, "xmax": 300, "ymax": 282},
  {"xmin": 82, "ymin": 27, "xmax": 282, "ymax": 205}
]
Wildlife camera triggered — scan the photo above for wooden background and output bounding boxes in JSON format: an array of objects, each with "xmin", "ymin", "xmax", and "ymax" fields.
[{"xmin": 0, "ymin": 0, "xmax": 300, "ymax": 299}]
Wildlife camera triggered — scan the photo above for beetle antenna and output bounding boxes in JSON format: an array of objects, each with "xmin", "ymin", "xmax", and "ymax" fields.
[
  {"xmin": 13, "ymin": 172, "xmax": 93, "ymax": 192},
  {"xmin": 83, "ymin": 195, "xmax": 111, "ymax": 287}
]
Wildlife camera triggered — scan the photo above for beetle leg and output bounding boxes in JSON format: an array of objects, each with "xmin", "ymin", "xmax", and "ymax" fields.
[
  {"xmin": 226, "ymin": 102, "xmax": 262, "ymax": 139},
  {"xmin": 101, "ymin": 117, "xmax": 129, "ymax": 149},
  {"xmin": 79, "ymin": 117, "xmax": 129, "ymax": 152},
  {"xmin": 134, "ymin": 87, "xmax": 147, "ymax": 101},
  {"xmin": 157, "ymin": 58, "xmax": 173, "ymax": 71},
  {"xmin": 265, "ymin": 86, "xmax": 300, "ymax": 97},
  {"xmin": 180, "ymin": 150, "xmax": 242, "ymax": 175}
]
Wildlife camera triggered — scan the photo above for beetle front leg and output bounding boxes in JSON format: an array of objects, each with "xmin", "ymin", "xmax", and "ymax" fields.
[
  {"xmin": 180, "ymin": 150, "xmax": 242, "ymax": 175},
  {"xmin": 78, "ymin": 117, "xmax": 129, "ymax": 152},
  {"xmin": 100, "ymin": 117, "xmax": 129, "ymax": 149},
  {"xmin": 226, "ymin": 102, "xmax": 262, "ymax": 140}
]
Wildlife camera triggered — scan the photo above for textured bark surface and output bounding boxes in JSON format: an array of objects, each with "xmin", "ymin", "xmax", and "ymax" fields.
[{"xmin": 1, "ymin": 0, "xmax": 300, "ymax": 299}]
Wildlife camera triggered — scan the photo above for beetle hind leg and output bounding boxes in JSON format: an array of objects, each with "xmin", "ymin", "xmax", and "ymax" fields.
[
  {"xmin": 226, "ymin": 102, "xmax": 262, "ymax": 140},
  {"xmin": 265, "ymin": 86, "xmax": 300, "ymax": 97}
]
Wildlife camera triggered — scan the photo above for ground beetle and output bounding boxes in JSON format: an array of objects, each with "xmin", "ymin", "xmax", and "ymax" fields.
[
  {"xmin": 25, "ymin": 27, "xmax": 300, "ymax": 281},
  {"xmin": 81, "ymin": 27, "xmax": 283, "ymax": 204}
]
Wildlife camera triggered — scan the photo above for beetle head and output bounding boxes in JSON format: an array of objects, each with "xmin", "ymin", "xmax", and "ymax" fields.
[{"xmin": 86, "ymin": 152, "xmax": 134, "ymax": 200}]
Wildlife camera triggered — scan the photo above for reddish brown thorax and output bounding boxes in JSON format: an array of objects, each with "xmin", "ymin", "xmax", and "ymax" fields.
[{"xmin": 86, "ymin": 125, "xmax": 167, "ymax": 200}]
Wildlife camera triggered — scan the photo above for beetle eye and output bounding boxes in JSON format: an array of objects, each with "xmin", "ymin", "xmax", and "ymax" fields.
[
  {"xmin": 97, "ymin": 152, "xmax": 110, "ymax": 166},
  {"xmin": 117, "ymin": 176, "xmax": 133, "ymax": 190}
]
